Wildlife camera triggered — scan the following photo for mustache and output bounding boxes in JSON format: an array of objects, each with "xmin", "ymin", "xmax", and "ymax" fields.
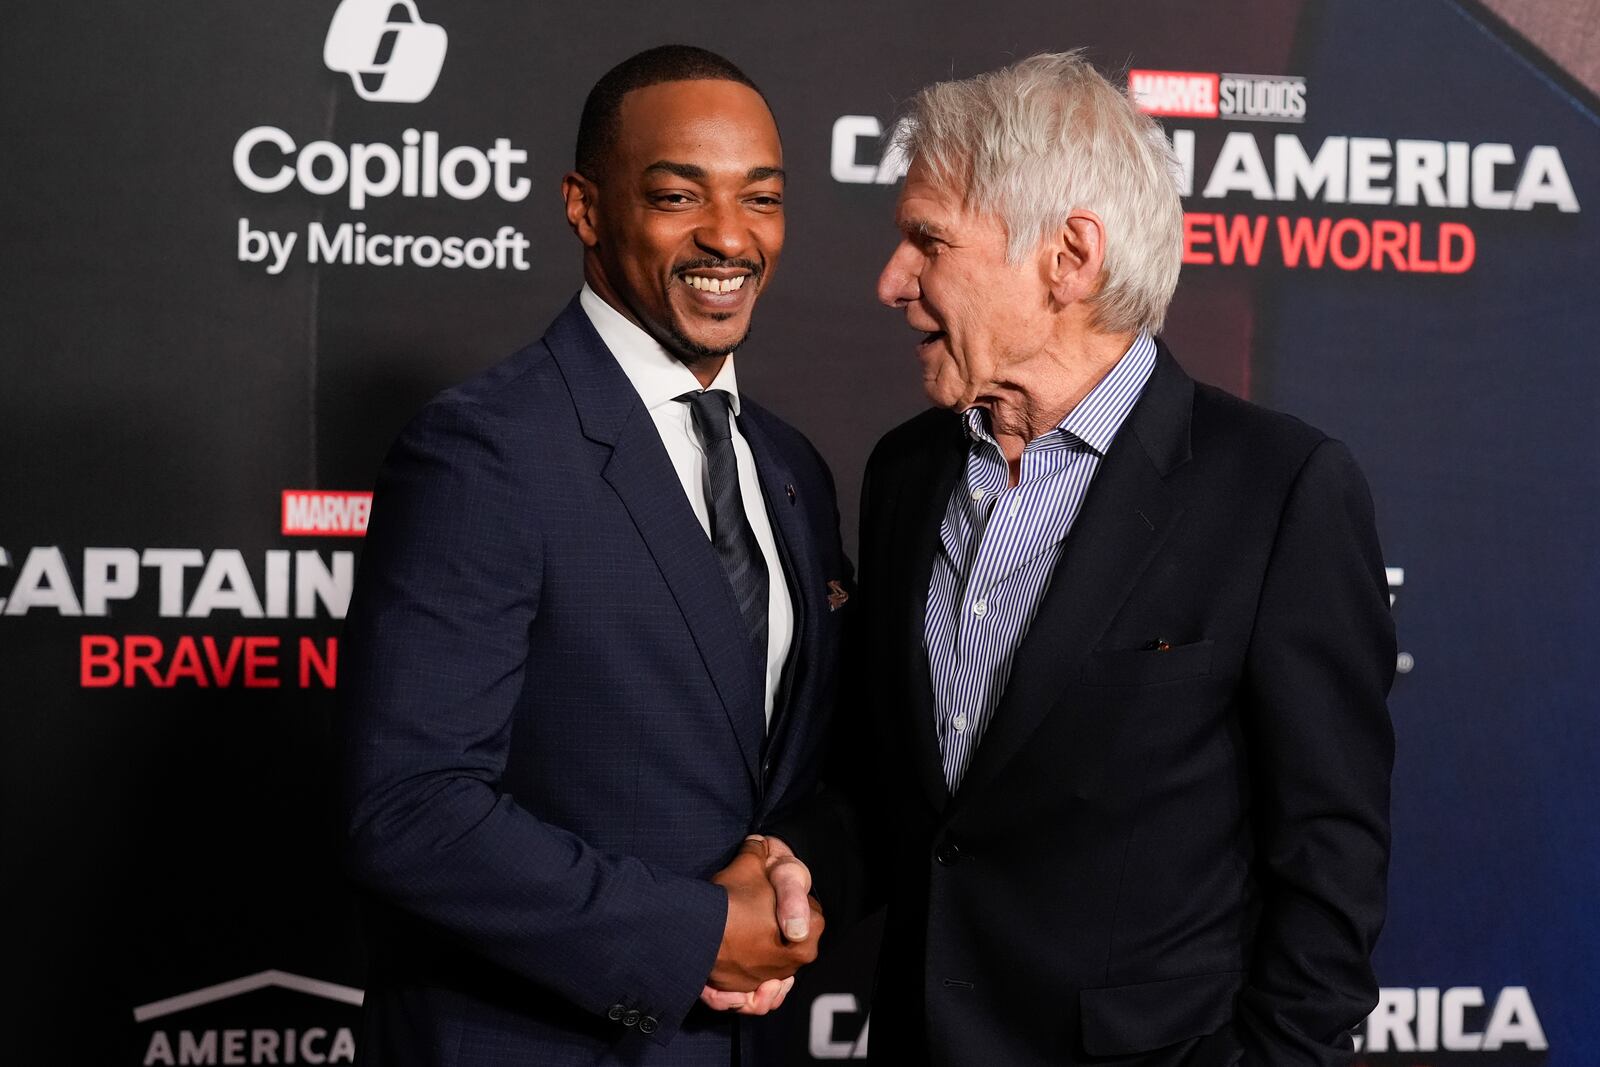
[{"xmin": 674, "ymin": 257, "xmax": 764, "ymax": 279}]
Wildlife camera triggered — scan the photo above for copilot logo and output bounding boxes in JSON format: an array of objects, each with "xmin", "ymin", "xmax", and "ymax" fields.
[
  {"xmin": 231, "ymin": 1, "xmax": 533, "ymax": 274},
  {"xmin": 323, "ymin": 0, "xmax": 448, "ymax": 104}
]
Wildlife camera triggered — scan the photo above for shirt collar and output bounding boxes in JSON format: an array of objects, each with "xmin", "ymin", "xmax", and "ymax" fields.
[
  {"xmin": 961, "ymin": 330, "xmax": 1156, "ymax": 456},
  {"xmin": 579, "ymin": 283, "xmax": 742, "ymax": 414}
]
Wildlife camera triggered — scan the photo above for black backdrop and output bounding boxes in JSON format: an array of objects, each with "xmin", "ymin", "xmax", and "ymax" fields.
[{"xmin": 4, "ymin": 1, "xmax": 1597, "ymax": 1063}]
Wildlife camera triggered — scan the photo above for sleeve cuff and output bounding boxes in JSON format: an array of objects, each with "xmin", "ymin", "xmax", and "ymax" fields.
[{"xmin": 594, "ymin": 877, "xmax": 728, "ymax": 1046}]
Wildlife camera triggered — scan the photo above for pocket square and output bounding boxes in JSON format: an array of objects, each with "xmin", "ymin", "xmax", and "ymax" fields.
[{"xmin": 826, "ymin": 580, "xmax": 850, "ymax": 611}]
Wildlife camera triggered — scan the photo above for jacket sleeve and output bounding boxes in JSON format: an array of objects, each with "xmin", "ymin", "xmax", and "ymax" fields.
[
  {"xmin": 339, "ymin": 395, "xmax": 727, "ymax": 1045},
  {"xmin": 1235, "ymin": 438, "xmax": 1396, "ymax": 1066}
]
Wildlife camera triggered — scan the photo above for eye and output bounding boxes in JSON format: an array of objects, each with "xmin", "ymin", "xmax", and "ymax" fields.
[
  {"xmin": 744, "ymin": 189, "xmax": 784, "ymax": 212},
  {"xmin": 650, "ymin": 191, "xmax": 697, "ymax": 208}
]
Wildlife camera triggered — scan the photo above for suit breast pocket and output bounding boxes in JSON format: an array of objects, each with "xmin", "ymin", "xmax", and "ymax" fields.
[{"xmin": 1080, "ymin": 639, "xmax": 1214, "ymax": 687}]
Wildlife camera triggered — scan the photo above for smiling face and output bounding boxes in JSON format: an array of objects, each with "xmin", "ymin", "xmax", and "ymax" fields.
[
  {"xmin": 566, "ymin": 78, "xmax": 784, "ymax": 366},
  {"xmin": 877, "ymin": 158, "xmax": 1055, "ymax": 412}
]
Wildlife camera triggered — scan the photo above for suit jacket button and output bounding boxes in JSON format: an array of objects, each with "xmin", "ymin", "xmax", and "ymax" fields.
[
  {"xmin": 607, "ymin": 1004, "xmax": 625, "ymax": 1021},
  {"xmin": 639, "ymin": 1016, "xmax": 659, "ymax": 1035},
  {"xmin": 935, "ymin": 840, "xmax": 963, "ymax": 866},
  {"xmin": 622, "ymin": 1009, "xmax": 641, "ymax": 1027}
]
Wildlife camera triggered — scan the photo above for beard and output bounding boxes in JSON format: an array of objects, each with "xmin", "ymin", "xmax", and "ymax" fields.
[
  {"xmin": 658, "ymin": 256, "xmax": 764, "ymax": 364},
  {"xmin": 662, "ymin": 313, "xmax": 752, "ymax": 364}
]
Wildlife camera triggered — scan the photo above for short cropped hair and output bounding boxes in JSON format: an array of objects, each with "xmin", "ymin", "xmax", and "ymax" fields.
[
  {"xmin": 575, "ymin": 45, "xmax": 766, "ymax": 179},
  {"xmin": 897, "ymin": 51, "xmax": 1183, "ymax": 335}
]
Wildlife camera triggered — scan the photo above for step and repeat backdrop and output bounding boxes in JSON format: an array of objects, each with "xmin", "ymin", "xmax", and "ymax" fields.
[{"xmin": 3, "ymin": 0, "xmax": 1596, "ymax": 1062}]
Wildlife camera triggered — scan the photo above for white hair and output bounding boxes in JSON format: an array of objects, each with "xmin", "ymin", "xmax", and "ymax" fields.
[{"xmin": 898, "ymin": 51, "xmax": 1183, "ymax": 335}]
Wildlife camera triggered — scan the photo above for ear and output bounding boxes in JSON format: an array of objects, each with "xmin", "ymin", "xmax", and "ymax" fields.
[
  {"xmin": 562, "ymin": 171, "xmax": 600, "ymax": 248},
  {"xmin": 1044, "ymin": 209, "xmax": 1106, "ymax": 307}
]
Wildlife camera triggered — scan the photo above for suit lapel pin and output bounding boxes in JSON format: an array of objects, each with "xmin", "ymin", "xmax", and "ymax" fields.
[
  {"xmin": 826, "ymin": 580, "xmax": 849, "ymax": 611},
  {"xmin": 785, "ymin": 483, "xmax": 797, "ymax": 504}
]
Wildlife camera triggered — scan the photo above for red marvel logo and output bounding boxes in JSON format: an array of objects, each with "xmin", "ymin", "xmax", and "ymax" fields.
[
  {"xmin": 282, "ymin": 490, "xmax": 372, "ymax": 536},
  {"xmin": 1128, "ymin": 70, "xmax": 1219, "ymax": 118}
]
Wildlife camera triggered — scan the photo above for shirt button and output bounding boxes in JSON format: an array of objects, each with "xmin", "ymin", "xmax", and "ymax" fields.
[
  {"xmin": 952, "ymin": 713, "xmax": 968, "ymax": 732},
  {"xmin": 971, "ymin": 488, "xmax": 985, "ymax": 502},
  {"xmin": 972, "ymin": 599, "xmax": 988, "ymax": 618}
]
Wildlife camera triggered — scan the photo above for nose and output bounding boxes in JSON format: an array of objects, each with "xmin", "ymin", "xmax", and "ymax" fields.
[
  {"xmin": 694, "ymin": 197, "xmax": 752, "ymax": 261},
  {"xmin": 877, "ymin": 242, "xmax": 922, "ymax": 308}
]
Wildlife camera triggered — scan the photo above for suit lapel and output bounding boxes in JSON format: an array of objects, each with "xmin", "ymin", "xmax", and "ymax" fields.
[
  {"xmin": 952, "ymin": 349, "xmax": 1194, "ymax": 804},
  {"xmin": 544, "ymin": 299, "xmax": 765, "ymax": 784},
  {"xmin": 891, "ymin": 414, "xmax": 967, "ymax": 814}
]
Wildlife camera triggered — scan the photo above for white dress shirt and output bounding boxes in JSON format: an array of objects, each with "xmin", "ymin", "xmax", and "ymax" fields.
[{"xmin": 580, "ymin": 284, "xmax": 795, "ymax": 726}]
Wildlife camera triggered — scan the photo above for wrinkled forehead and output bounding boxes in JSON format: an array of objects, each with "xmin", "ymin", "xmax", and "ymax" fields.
[{"xmin": 897, "ymin": 157, "xmax": 993, "ymax": 234}]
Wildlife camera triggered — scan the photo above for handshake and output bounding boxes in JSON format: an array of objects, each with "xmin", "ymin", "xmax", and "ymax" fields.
[{"xmin": 699, "ymin": 834, "xmax": 823, "ymax": 1016}]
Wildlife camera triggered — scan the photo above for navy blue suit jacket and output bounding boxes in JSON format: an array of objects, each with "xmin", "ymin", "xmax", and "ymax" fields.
[{"xmin": 340, "ymin": 298, "xmax": 849, "ymax": 1066}]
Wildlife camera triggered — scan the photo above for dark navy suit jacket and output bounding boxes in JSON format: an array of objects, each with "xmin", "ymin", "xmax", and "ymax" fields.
[{"xmin": 340, "ymin": 298, "xmax": 849, "ymax": 1066}]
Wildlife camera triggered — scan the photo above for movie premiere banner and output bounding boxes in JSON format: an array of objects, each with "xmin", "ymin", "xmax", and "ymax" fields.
[{"xmin": 2, "ymin": 1, "xmax": 1594, "ymax": 1062}]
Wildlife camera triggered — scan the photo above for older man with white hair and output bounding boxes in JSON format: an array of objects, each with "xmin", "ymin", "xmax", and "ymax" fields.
[{"xmin": 775, "ymin": 52, "xmax": 1395, "ymax": 1066}]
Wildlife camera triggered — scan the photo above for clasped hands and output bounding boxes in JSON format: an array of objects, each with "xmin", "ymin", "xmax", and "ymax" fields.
[{"xmin": 700, "ymin": 834, "xmax": 822, "ymax": 1016}]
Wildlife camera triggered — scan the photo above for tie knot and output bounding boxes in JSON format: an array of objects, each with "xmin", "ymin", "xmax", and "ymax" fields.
[{"xmin": 680, "ymin": 389, "xmax": 735, "ymax": 442}]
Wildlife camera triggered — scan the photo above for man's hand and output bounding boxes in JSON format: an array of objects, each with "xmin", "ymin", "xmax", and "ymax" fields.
[
  {"xmin": 698, "ymin": 975, "xmax": 795, "ymax": 1015},
  {"xmin": 759, "ymin": 834, "xmax": 817, "ymax": 943},
  {"xmin": 700, "ymin": 835, "xmax": 823, "ymax": 1013}
]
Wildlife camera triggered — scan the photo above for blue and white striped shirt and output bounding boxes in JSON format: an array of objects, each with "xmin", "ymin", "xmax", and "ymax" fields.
[{"xmin": 925, "ymin": 332, "xmax": 1157, "ymax": 790}]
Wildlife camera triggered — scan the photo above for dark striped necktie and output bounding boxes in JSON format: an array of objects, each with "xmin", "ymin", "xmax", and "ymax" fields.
[{"xmin": 680, "ymin": 389, "xmax": 769, "ymax": 666}]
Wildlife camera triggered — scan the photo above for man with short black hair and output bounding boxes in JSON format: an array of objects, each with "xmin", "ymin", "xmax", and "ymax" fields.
[{"xmin": 341, "ymin": 45, "xmax": 847, "ymax": 1066}]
